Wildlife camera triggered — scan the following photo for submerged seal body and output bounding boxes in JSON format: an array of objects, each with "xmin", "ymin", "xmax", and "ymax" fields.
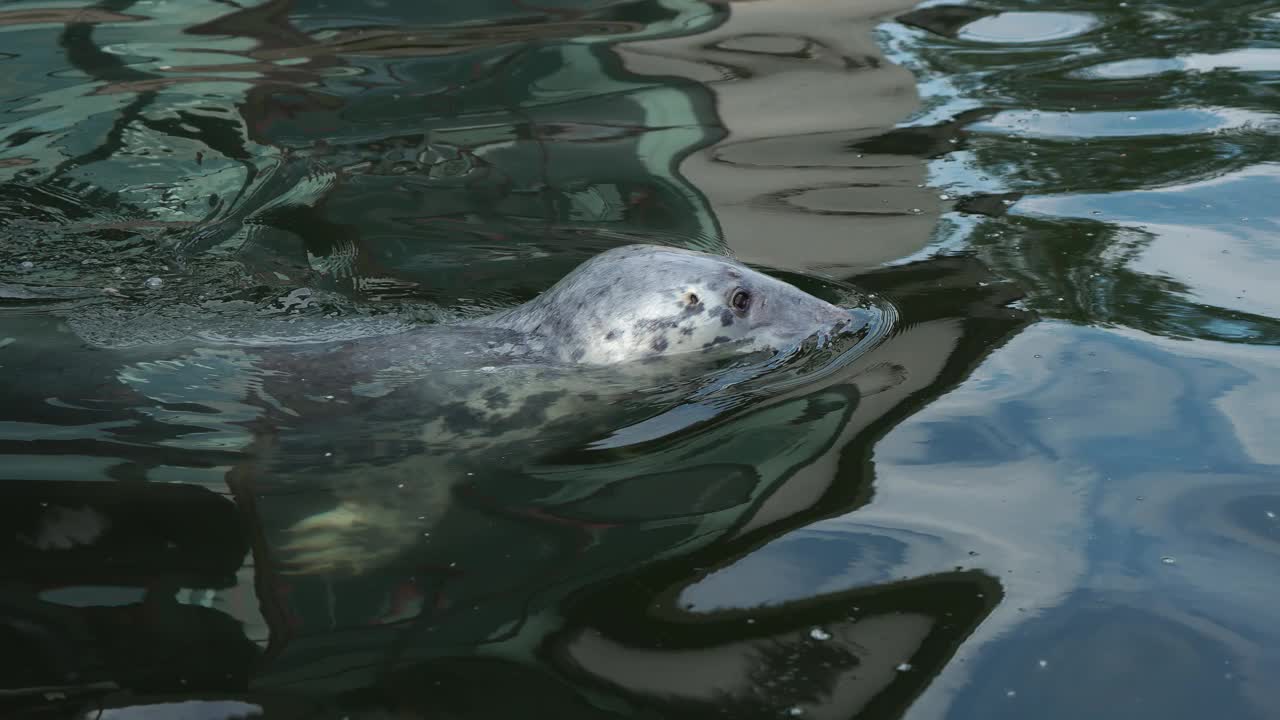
[{"xmin": 119, "ymin": 244, "xmax": 868, "ymax": 574}]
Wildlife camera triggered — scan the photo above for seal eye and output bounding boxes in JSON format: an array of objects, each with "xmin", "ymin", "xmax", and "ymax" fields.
[{"xmin": 730, "ymin": 289, "xmax": 752, "ymax": 314}]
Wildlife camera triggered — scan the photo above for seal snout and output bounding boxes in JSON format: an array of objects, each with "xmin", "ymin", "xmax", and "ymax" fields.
[{"xmin": 819, "ymin": 305, "xmax": 855, "ymax": 330}]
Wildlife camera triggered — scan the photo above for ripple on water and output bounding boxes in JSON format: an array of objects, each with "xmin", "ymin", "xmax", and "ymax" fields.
[
  {"xmin": 956, "ymin": 12, "xmax": 1099, "ymax": 44},
  {"xmin": 1013, "ymin": 164, "xmax": 1280, "ymax": 325},
  {"xmin": 968, "ymin": 107, "xmax": 1278, "ymax": 139},
  {"xmin": 1079, "ymin": 48, "xmax": 1280, "ymax": 79}
]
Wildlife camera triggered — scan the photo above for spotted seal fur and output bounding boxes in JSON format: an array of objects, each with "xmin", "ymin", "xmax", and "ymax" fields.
[{"xmin": 469, "ymin": 243, "xmax": 855, "ymax": 365}]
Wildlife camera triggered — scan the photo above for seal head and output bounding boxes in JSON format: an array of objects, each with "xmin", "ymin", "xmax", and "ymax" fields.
[{"xmin": 478, "ymin": 244, "xmax": 856, "ymax": 365}]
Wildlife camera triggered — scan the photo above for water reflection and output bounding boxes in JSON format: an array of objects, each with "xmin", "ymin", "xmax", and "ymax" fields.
[
  {"xmin": 891, "ymin": 0, "xmax": 1280, "ymax": 344},
  {"xmin": 866, "ymin": 322, "xmax": 1280, "ymax": 720},
  {"xmin": 869, "ymin": 3, "xmax": 1280, "ymax": 716},
  {"xmin": 621, "ymin": 0, "xmax": 934, "ymax": 271},
  {"xmin": 26, "ymin": 0, "xmax": 1277, "ymax": 717},
  {"xmin": 0, "ymin": 1, "xmax": 1034, "ymax": 717},
  {"xmin": 1, "ymin": 0, "xmax": 730, "ymax": 315},
  {"xmin": 0, "ymin": 247, "xmax": 1024, "ymax": 717}
]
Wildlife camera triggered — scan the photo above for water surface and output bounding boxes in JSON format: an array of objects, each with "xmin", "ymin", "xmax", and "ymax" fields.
[{"xmin": 2, "ymin": 1, "xmax": 1279, "ymax": 719}]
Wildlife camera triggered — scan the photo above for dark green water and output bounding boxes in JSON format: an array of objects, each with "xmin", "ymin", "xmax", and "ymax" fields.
[{"xmin": 2, "ymin": 0, "xmax": 1279, "ymax": 718}]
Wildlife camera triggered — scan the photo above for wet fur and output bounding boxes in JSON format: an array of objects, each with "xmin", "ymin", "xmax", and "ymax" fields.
[{"xmin": 473, "ymin": 244, "xmax": 852, "ymax": 364}]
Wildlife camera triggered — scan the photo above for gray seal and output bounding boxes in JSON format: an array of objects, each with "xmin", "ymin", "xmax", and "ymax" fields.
[
  {"xmin": 469, "ymin": 243, "xmax": 856, "ymax": 365},
  {"xmin": 117, "ymin": 243, "xmax": 872, "ymax": 574},
  {"xmin": 231, "ymin": 242, "xmax": 862, "ymax": 393}
]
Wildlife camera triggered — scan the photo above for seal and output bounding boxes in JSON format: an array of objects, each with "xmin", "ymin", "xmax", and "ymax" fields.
[
  {"xmin": 262, "ymin": 243, "xmax": 859, "ymax": 383},
  {"xmin": 117, "ymin": 243, "xmax": 871, "ymax": 575},
  {"xmin": 468, "ymin": 243, "xmax": 856, "ymax": 365}
]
